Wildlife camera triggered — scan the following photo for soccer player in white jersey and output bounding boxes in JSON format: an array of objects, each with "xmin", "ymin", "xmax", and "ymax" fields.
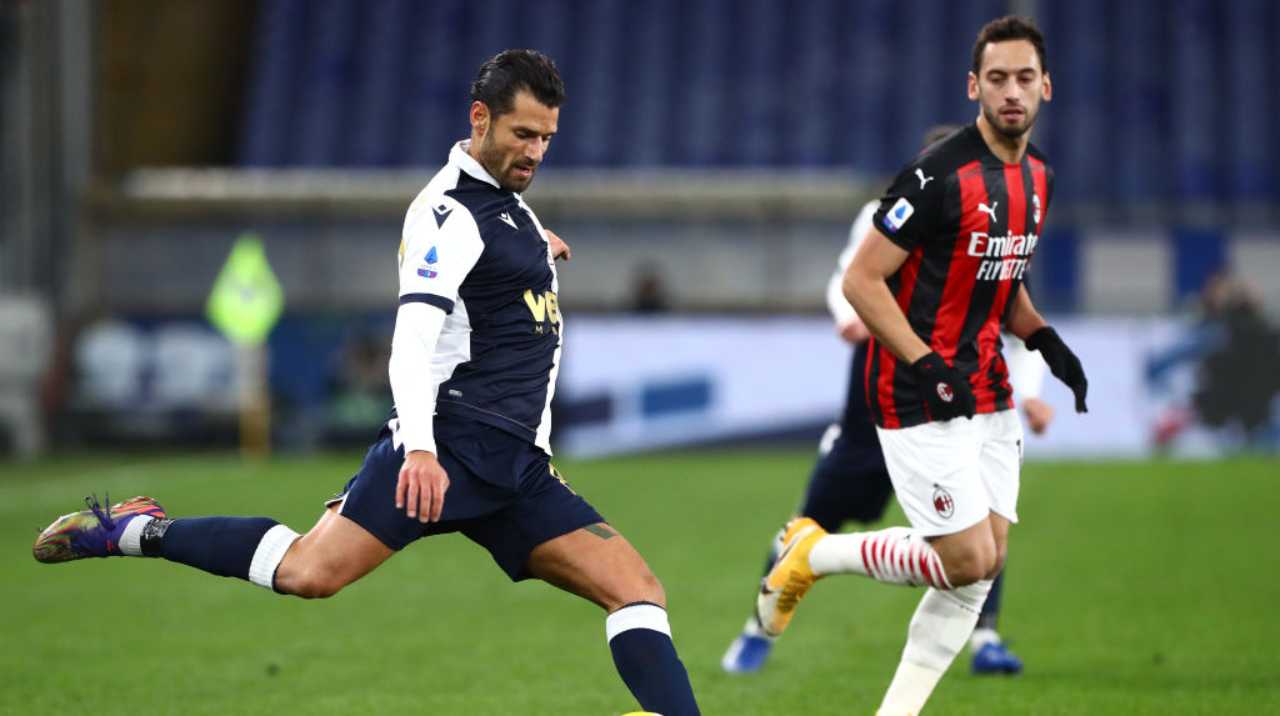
[
  {"xmin": 723, "ymin": 126, "xmax": 1053, "ymax": 677},
  {"xmin": 33, "ymin": 50, "xmax": 700, "ymax": 716},
  {"xmin": 755, "ymin": 17, "xmax": 1087, "ymax": 714}
]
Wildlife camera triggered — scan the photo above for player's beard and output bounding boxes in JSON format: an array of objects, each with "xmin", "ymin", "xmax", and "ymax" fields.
[
  {"xmin": 982, "ymin": 100, "xmax": 1039, "ymax": 140},
  {"xmin": 477, "ymin": 132, "xmax": 536, "ymax": 193}
]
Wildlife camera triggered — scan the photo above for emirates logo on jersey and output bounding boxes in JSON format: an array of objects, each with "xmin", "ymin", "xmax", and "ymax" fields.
[
  {"xmin": 932, "ymin": 485, "xmax": 955, "ymax": 518},
  {"xmin": 936, "ymin": 382, "xmax": 954, "ymax": 403},
  {"xmin": 969, "ymin": 231, "xmax": 1038, "ymax": 282}
]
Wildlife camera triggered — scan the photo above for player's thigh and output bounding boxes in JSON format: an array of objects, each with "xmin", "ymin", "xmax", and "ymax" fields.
[
  {"xmin": 527, "ymin": 524, "xmax": 664, "ymax": 612},
  {"xmin": 275, "ymin": 506, "xmax": 395, "ymax": 597},
  {"xmin": 978, "ymin": 410, "xmax": 1024, "ymax": 525},
  {"xmin": 876, "ymin": 417, "xmax": 988, "ymax": 537}
]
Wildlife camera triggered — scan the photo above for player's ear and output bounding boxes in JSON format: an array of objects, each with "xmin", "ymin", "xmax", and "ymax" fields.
[
  {"xmin": 470, "ymin": 101, "xmax": 490, "ymax": 137},
  {"xmin": 1041, "ymin": 72, "xmax": 1052, "ymax": 102},
  {"xmin": 967, "ymin": 71, "xmax": 979, "ymax": 101}
]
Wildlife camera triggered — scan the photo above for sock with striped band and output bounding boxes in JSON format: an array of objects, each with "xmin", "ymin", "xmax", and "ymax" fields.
[
  {"xmin": 121, "ymin": 515, "xmax": 299, "ymax": 591},
  {"xmin": 807, "ymin": 526, "xmax": 952, "ymax": 590},
  {"xmin": 606, "ymin": 602, "xmax": 700, "ymax": 716}
]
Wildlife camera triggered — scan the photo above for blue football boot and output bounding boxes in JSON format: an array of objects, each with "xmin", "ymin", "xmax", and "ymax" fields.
[
  {"xmin": 971, "ymin": 640, "xmax": 1024, "ymax": 675},
  {"xmin": 33, "ymin": 494, "xmax": 166, "ymax": 563},
  {"xmin": 721, "ymin": 629, "xmax": 775, "ymax": 674}
]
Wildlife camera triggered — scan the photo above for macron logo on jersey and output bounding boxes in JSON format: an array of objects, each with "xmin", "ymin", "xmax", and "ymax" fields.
[
  {"xmin": 433, "ymin": 205, "xmax": 452, "ymax": 228},
  {"xmin": 881, "ymin": 197, "xmax": 915, "ymax": 234}
]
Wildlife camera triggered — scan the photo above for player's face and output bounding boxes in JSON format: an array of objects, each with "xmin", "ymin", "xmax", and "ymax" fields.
[
  {"xmin": 968, "ymin": 39, "xmax": 1052, "ymax": 140},
  {"xmin": 472, "ymin": 90, "xmax": 559, "ymax": 193}
]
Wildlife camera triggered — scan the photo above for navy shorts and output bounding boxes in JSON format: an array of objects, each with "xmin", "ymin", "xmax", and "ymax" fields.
[{"xmin": 327, "ymin": 415, "xmax": 604, "ymax": 581}]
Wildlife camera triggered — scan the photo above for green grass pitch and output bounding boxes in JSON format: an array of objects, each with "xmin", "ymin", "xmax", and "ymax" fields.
[{"xmin": 2, "ymin": 450, "xmax": 1277, "ymax": 714}]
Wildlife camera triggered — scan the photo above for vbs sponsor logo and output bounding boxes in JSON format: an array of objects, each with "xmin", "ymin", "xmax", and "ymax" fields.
[
  {"xmin": 523, "ymin": 288, "xmax": 561, "ymax": 335},
  {"xmin": 968, "ymin": 231, "xmax": 1038, "ymax": 281}
]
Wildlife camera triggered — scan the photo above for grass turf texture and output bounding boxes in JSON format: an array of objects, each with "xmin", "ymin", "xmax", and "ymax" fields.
[{"xmin": 2, "ymin": 451, "xmax": 1276, "ymax": 714}]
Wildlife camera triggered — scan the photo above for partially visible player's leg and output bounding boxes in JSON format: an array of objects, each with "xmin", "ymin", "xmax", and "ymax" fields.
[
  {"xmin": 34, "ymin": 427, "xmax": 408, "ymax": 596},
  {"xmin": 32, "ymin": 497, "xmax": 391, "ymax": 596},
  {"xmin": 527, "ymin": 524, "xmax": 665, "ymax": 610},
  {"xmin": 723, "ymin": 422, "xmax": 893, "ymax": 673},
  {"xmin": 527, "ymin": 525, "xmax": 699, "ymax": 716},
  {"xmin": 877, "ymin": 412, "xmax": 1021, "ymax": 715},
  {"xmin": 272, "ymin": 507, "xmax": 394, "ymax": 598},
  {"xmin": 970, "ymin": 569, "xmax": 1023, "ymax": 674},
  {"xmin": 877, "ymin": 513, "xmax": 1007, "ymax": 715},
  {"xmin": 756, "ymin": 417, "xmax": 1003, "ymax": 637}
]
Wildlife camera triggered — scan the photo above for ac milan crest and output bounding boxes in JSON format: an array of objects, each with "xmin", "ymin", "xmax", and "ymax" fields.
[
  {"xmin": 936, "ymin": 382, "xmax": 954, "ymax": 403},
  {"xmin": 932, "ymin": 485, "xmax": 955, "ymax": 518}
]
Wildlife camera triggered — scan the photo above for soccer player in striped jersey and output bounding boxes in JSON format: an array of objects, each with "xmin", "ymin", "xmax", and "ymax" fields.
[
  {"xmin": 33, "ymin": 50, "xmax": 699, "ymax": 716},
  {"xmin": 723, "ymin": 127, "xmax": 1053, "ymax": 678},
  {"xmin": 755, "ymin": 17, "xmax": 1087, "ymax": 715}
]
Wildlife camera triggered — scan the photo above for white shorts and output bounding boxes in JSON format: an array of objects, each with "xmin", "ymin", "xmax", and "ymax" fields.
[{"xmin": 875, "ymin": 409, "xmax": 1023, "ymax": 537}]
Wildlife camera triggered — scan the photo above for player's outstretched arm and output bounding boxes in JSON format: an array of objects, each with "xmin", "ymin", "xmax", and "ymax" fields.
[{"xmin": 1007, "ymin": 284, "xmax": 1088, "ymax": 413}]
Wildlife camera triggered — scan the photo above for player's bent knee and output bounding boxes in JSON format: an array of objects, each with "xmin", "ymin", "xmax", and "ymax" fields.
[
  {"xmin": 276, "ymin": 555, "xmax": 353, "ymax": 599},
  {"xmin": 604, "ymin": 570, "xmax": 666, "ymax": 612},
  {"xmin": 288, "ymin": 568, "xmax": 347, "ymax": 599},
  {"xmin": 939, "ymin": 547, "xmax": 996, "ymax": 587}
]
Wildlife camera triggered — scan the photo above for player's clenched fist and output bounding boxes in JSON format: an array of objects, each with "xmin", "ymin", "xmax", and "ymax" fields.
[
  {"xmin": 396, "ymin": 450, "xmax": 450, "ymax": 523},
  {"xmin": 910, "ymin": 352, "xmax": 978, "ymax": 421}
]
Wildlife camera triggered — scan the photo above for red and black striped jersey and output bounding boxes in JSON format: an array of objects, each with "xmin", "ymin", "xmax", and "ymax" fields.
[{"xmin": 866, "ymin": 124, "xmax": 1054, "ymax": 429}]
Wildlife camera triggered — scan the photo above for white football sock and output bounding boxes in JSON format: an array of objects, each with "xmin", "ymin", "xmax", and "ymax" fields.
[
  {"xmin": 808, "ymin": 527, "xmax": 951, "ymax": 589},
  {"xmin": 969, "ymin": 627, "xmax": 1001, "ymax": 651},
  {"xmin": 878, "ymin": 580, "xmax": 992, "ymax": 716},
  {"xmin": 118, "ymin": 515, "xmax": 155, "ymax": 557},
  {"xmin": 740, "ymin": 615, "xmax": 774, "ymax": 641}
]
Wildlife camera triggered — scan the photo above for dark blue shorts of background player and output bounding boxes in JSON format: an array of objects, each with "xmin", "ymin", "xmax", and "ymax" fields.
[{"xmin": 721, "ymin": 343, "xmax": 1019, "ymax": 675}]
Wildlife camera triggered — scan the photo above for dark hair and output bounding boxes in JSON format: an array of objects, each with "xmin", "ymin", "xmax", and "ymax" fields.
[
  {"xmin": 470, "ymin": 49, "xmax": 565, "ymax": 117},
  {"xmin": 971, "ymin": 16, "xmax": 1047, "ymax": 75}
]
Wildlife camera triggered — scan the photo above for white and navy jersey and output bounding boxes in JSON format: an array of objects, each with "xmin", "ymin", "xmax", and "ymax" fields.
[{"xmin": 394, "ymin": 141, "xmax": 562, "ymax": 453}]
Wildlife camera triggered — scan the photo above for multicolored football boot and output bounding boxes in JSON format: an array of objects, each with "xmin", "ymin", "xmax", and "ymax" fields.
[
  {"xmin": 32, "ymin": 494, "xmax": 166, "ymax": 563},
  {"xmin": 755, "ymin": 517, "xmax": 826, "ymax": 637}
]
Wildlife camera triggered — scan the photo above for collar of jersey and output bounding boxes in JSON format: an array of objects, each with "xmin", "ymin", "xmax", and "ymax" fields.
[{"xmin": 450, "ymin": 140, "xmax": 505, "ymax": 191}]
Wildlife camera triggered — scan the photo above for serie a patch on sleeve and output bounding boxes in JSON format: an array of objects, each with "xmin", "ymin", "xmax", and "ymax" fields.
[{"xmin": 881, "ymin": 197, "xmax": 915, "ymax": 234}]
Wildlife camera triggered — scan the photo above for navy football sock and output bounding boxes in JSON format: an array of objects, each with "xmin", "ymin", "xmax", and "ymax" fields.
[
  {"xmin": 142, "ymin": 516, "xmax": 299, "ymax": 589},
  {"xmin": 976, "ymin": 569, "xmax": 1005, "ymax": 631},
  {"xmin": 606, "ymin": 602, "xmax": 700, "ymax": 716}
]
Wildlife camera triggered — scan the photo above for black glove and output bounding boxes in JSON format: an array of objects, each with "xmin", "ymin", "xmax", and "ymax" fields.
[
  {"xmin": 1026, "ymin": 326, "xmax": 1088, "ymax": 413},
  {"xmin": 910, "ymin": 352, "xmax": 977, "ymax": 421}
]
